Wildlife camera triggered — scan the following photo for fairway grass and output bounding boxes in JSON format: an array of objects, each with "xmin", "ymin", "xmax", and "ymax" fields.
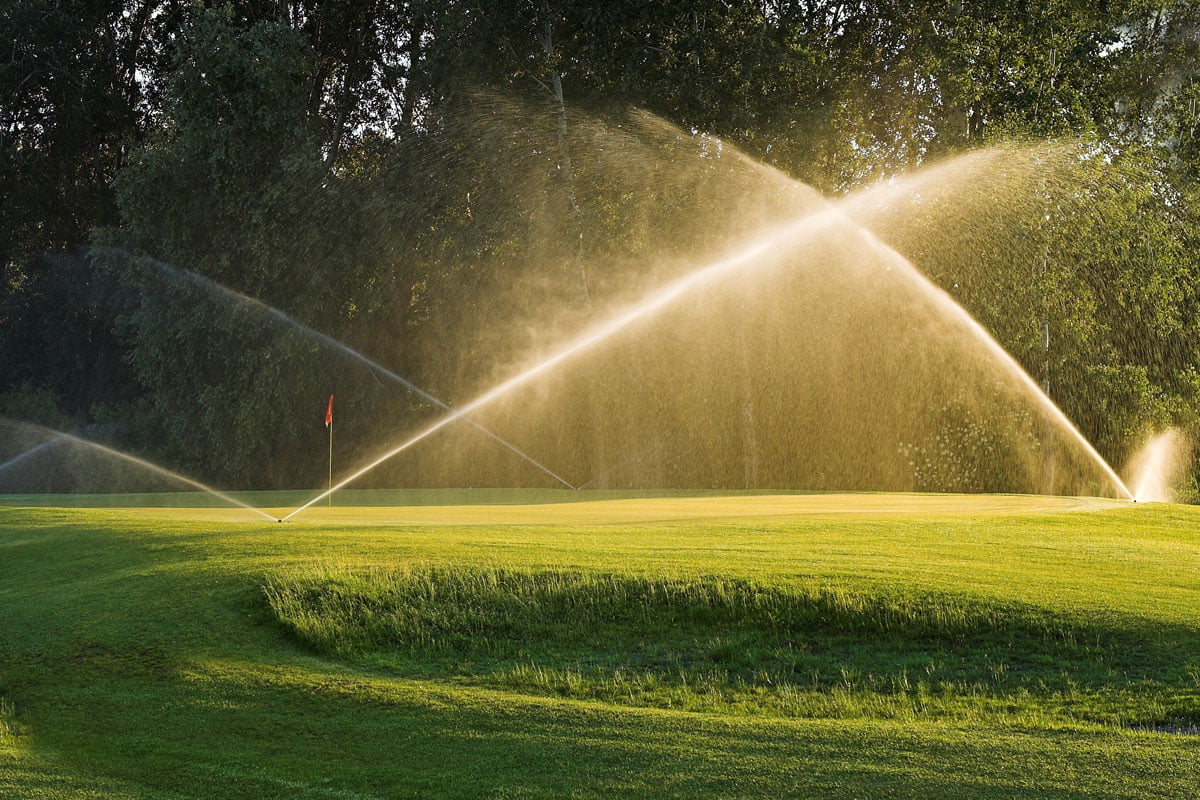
[{"xmin": 1, "ymin": 493, "xmax": 1198, "ymax": 797}]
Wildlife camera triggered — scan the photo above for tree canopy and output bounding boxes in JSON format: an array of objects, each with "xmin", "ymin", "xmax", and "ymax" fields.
[{"xmin": 3, "ymin": 1, "xmax": 1199, "ymax": 495}]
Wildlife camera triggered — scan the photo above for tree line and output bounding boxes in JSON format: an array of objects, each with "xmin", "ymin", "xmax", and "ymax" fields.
[{"xmin": 3, "ymin": 1, "xmax": 1199, "ymax": 493}]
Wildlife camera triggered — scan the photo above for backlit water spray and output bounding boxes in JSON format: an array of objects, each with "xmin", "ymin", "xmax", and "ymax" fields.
[
  {"xmin": 850, "ymin": 228, "xmax": 1134, "ymax": 502},
  {"xmin": 124, "ymin": 255, "xmax": 575, "ymax": 489},
  {"xmin": 0, "ymin": 419, "xmax": 278, "ymax": 521},
  {"xmin": 282, "ymin": 150, "xmax": 1133, "ymax": 520},
  {"xmin": 1127, "ymin": 429, "xmax": 1190, "ymax": 503},
  {"xmin": 0, "ymin": 435, "xmax": 68, "ymax": 475}
]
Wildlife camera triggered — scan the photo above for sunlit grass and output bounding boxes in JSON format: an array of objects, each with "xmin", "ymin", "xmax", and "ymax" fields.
[{"xmin": 2, "ymin": 494, "xmax": 1199, "ymax": 798}]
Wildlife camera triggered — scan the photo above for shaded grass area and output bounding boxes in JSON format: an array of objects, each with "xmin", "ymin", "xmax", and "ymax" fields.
[
  {"xmin": 3, "ymin": 500, "xmax": 1200, "ymax": 797},
  {"xmin": 264, "ymin": 567, "xmax": 1200, "ymax": 726},
  {"xmin": 16, "ymin": 657, "xmax": 1200, "ymax": 800}
]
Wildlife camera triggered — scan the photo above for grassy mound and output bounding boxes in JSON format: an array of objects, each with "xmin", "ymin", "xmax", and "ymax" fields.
[{"xmin": 265, "ymin": 566, "xmax": 1200, "ymax": 725}]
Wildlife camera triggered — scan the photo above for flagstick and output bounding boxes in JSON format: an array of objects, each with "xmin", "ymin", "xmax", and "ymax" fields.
[{"xmin": 327, "ymin": 417, "xmax": 333, "ymax": 507}]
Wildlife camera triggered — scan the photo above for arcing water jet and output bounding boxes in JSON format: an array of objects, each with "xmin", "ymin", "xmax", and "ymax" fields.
[
  {"xmin": 281, "ymin": 213, "xmax": 834, "ymax": 519},
  {"xmin": 0, "ymin": 418, "xmax": 278, "ymax": 521},
  {"xmin": 0, "ymin": 434, "xmax": 67, "ymax": 475},
  {"xmin": 118, "ymin": 253, "xmax": 574, "ymax": 490},
  {"xmin": 282, "ymin": 146, "xmax": 1133, "ymax": 520},
  {"xmin": 850, "ymin": 228, "xmax": 1134, "ymax": 501}
]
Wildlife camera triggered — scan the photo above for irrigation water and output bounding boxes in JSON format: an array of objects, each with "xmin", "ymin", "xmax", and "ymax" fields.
[
  {"xmin": 123, "ymin": 254, "xmax": 576, "ymax": 490},
  {"xmin": 5, "ymin": 105, "xmax": 1178, "ymax": 516},
  {"xmin": 1128, "ymin": 429, "xmax": 1190, "ymax": 502},
  {"xmin": 0, "ymin": 418, "xmax": 278, "ymax": 520},
  {"xmin": 281, "ymin": 142, "xmax": 1136, "ymax": 521},
  {"xmin": 0, "ymin": 434, "xmax": 68, "ymax": 476}
]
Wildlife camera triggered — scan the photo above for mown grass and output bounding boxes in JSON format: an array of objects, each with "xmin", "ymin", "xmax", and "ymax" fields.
[
  {"xmin": 2, "ymin": 495, "xmax": 1200, "ymax": 798},
  {"xmin": 264, "ymin": 566, "xmax": 1200, "ymax": 726}
]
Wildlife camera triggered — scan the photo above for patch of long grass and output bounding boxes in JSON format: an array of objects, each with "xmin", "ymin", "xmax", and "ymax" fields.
[
  {"xmin": 265, "ymin": 565, "xmax": 1027, "ymax": 652},
  {"xmin": 0, "ymin": 698, "xmax": 18, "ymax": 746},
  {"xmin": 263, "ymin": 566, "xmax": 1200, "ymax": 726}
]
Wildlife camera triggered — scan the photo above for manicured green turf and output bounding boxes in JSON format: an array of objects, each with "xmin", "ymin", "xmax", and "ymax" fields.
[{"xmin": 1, "ymin": 493, "xmax": 1198, "ymax": 798}]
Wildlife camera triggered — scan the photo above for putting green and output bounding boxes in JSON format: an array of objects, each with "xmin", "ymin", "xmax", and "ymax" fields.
[
  {"xmin": 1, "ymin": 489, "xmax": 1128, "ymax": 524},
  {"xmin": 277, "ymin": 492, "xmax": 1131, "ymax": 526}
]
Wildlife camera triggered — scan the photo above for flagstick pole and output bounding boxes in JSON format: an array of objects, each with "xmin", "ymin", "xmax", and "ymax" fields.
[{"xmin": 328, "ymin": 418, "xmax": 333, "ymax": 507}]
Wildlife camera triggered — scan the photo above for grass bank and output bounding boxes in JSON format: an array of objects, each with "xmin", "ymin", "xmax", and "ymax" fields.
[
  {"xmin": 1, "ymin": 494, "xmax": 1199, "ymax": 797},
  {"xmin": 264, "ymin": 566, "xmax": 1200, "ymax": 726}
]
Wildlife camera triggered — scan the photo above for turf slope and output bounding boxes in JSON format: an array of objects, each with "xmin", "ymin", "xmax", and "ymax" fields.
[{"xmin": 1, "ymin": 493, "xmax": 1198, "ymax": 798}]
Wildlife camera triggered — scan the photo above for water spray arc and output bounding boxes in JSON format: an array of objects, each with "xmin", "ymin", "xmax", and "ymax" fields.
[
  {"xmin": 281, "ymin": 214, "xmax": 823, "ymax": 519},
  {"xmin": 0, "ymin": 419, "xmax": 278, "ymax": 521},
  {"xmin": 0, "ymin": 435, "xmax": 68, "ymax": 476},
  {"xmin": 281, "ymin": 151, "xmax": 1134, "ymax": 520},
  {"xmin": 139, "ymin": 259, "xmax": 575, "ymax": 490},
  {"xmin": 850, "ymin": 230, "xmax": 1134, "ymax": 501}
]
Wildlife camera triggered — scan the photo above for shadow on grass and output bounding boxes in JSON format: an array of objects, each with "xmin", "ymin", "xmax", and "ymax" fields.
[{"xmin": 21, "ymin": 657, "xmax": 1200, "ymax": 800}]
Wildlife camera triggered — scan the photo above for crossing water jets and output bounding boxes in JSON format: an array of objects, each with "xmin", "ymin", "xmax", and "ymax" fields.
[
  {"xmin": 117, "ymin": 253, "xmax": 575, "ymax": 490},
  {"xmin": 281, "ymin": 147, "xmax": 1134, "ymax": 521}
]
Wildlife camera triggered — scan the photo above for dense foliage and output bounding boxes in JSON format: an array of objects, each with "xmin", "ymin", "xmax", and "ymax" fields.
[{"xmin": 3, "ymin": 1, "xmax": 1199, "ymax": 491}]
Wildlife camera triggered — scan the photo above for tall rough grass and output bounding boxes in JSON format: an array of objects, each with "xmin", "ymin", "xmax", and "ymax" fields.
[
  {"xmin": 264, "ymin": 566, "xmax": 1038, "ymax": 654},
  {"xmin": 0, "ymin": 698, "xmax": 17, "ymax": 745},
  {"xmin": 262, "ymin": 566, "xmax": 1200, "ymax": 726}
]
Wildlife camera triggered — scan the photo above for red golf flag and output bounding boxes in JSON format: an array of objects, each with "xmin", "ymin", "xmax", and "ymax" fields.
[{"xmin": 324, "ymin": 394, "xmax": 333, "ymax": 427}]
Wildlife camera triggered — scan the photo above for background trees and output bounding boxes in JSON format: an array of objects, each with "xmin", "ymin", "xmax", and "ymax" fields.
[{"xmin": 3, "ymin": 0, "xmax": 1198, "ymax": 493}]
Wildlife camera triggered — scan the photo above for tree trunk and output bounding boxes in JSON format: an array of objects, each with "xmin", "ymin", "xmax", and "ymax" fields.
[
  {"xmin": 737, "ymin": 326, "xmax": 759, "ymax": 489},
  {"xmin": 323, "ymin": 65, "xmax": 353, "ymax": 170},
  {"xmin": 323, "ymin": 2, "xmax": 376, "ymax": 171},
  {"xmin": 400, "ymin": 10, "xmax": 425, "ymax": 130},
  {"xmin": 1038, "ymin": 189, "xmax": 1056, "ymax": 495},
  {"xmin": 536, "ymin": 3, "xmax": 589, "ymax": 307}
]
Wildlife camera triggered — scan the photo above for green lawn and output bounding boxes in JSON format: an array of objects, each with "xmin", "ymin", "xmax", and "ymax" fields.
[{"xmin": 1, "ymin": 492, "xmax": 1198, "ymax": 798}]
